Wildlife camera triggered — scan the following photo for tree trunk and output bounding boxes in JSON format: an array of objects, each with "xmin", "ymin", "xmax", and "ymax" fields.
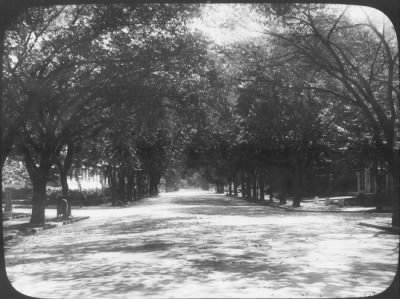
[
  {"xmin": 111, "ymin": 167, "xmax": 119, "ymax": 206},
  {"xmin": 118, "ymin": 168, "xmax": 126, "ymax": 203},
  {"xmin": 56, "ymin": 143, "xmax": 74, "ymax": 217},
  {"xmin": 228, "ymin": 179, "xmax": 232, "ymax": 196},
  {"xmin": 30, "ymin": 177, "xmax": 47, "ymax": 225},
  {"xmin": 74, "ymin": 169, "xmax": 84, "ymax": 207},
  {"xmin": 149, "ymin": 175, "xmax": 154, "ymax": 196},
  {"xmin": 252, "ymin": 173, "xmax": 257, "ymax": 201},
  {"xmin": 233, "ymin": 175, "xmax": 238, "ymax": 196},
  {"xmin": 259, "ymin": 173, "xmax": 264, "ymax": 201},
  {"xmin": 376, "ymin": 175, "xmax": 384, "ymax": 212},
  {"xmin": 373, "ymin": 160, "xmax": 383, "ymax": 212},
  {"xmin": 241, "ymin": 173, "xmax": 246, "ymax": 198},
  {"xmin": 137, "ymin": 172, "xmax": 145, "ymax": 199},
  {"xmin": 59, "ymin": 169, "xmax": 71, "ymax": 217},
  {"xmin": 215, "ymin": 181, "xmax": 224, "ymax": 193},
  {"xmin": 279, "ymin": 191, "xmax": 287, "ymax": 205},
  {"xmin": 292, "ymin": 161, "xmax": 301, "ymax": 208},
  {"xmin": 246, "ymin": 174, "xmax": 251, "ymax": 199},
  {"xmin": 279, "ymin": 169, "xmax": 288, "ymax": 205},
  {"xmin": 136, "ymin": 172, "xmax": 142, "ymax": 199},
  {"xmin": 149, "ymin": 172, "xmax": 160, "ymax": 196},
  {"xmin": 133, "ymin": 172, "xmax": 138, "ymax": 200},
  {"xmin": 126, "ymin": 171, "xmax": 134, "ymax": 202},
  {"xmin": 23, "ymin": 147, "xmax": 52, "ymax": 225},
  {"xmin": 145, "ymin": 173, "xmax": 150, "ymax": 197}
]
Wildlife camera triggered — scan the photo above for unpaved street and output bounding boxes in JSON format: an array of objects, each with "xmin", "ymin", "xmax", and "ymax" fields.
[{"xmin": 5, "ymin": 190, "xmax": 399, "ymax": 298}]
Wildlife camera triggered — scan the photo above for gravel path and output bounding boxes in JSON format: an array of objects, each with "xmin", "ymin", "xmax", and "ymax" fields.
[{"xmin": 4, "ymin": 189, "xmax": 399, "ymax": 298}]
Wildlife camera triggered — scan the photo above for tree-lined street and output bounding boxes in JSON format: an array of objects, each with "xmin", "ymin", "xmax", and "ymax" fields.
[
  {"xmin": 1, "ymin": 2, "xmax": 399, "ymax": 298},
  {"xmin": 5, "ymin": 190, "xmax": 398, "ymax": 298}
]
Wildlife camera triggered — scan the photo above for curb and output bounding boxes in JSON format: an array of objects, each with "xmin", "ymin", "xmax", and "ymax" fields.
[
  {"xmin": 358, "ymin": 222, "xmax": 400, "ymax": 234},
  {"xmin": 267, "ymin": 204, "xmax": 376, "ymax": 213},
  {"xmin": 13, "ymin": 196, "xmax": 152, "ymax": 210},
  {"xmin": 4, "ymin": 216, "xmax": 90, "ymax": 242},
  {"xmin": 2, "ymin": 214, "xmax": 31, "ymax": 221},
  {"xmin": 229, "ymin": 195, "xmax": 380, "ymax": 214}
]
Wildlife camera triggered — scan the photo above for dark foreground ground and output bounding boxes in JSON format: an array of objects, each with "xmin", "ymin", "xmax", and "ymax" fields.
[{"xmin": 4, "ymin": 189, "xmax": 399, "ymax": 298}]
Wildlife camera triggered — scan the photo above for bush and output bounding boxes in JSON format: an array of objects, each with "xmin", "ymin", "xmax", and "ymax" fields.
[
  {"xmin": 46, "ymin": 189, "xmax": 111, "ymax": 206},
  {"xmin": 356, "ymin": 193, "xmax": 376, "ymax": 206},
  {"xmin": 2, "ymin": 187, "xmax": 32, "ymax": 199}
]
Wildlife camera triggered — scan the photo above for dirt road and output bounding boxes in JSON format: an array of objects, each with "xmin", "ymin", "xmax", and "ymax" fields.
[{"xmin": 4, "ymin": 190, "xmax": 399, "ymax": 298}]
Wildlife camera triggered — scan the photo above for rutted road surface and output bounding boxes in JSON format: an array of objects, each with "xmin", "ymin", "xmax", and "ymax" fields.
[{"xmin": 4, "ymin": 190, "xmax": 399, "ymax": 298}]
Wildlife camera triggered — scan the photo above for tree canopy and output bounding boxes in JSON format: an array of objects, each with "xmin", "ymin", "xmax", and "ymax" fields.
[{"xmin": 1, "ymin": 3, "xmax": 399, "ymax": 225}]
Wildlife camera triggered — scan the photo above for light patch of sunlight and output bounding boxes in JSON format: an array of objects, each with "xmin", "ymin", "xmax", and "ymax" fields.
[
  {"xmin": 162, "ymin": 275, "xmax": 271, "ymax": 298},
  {"xmin": 190, "ymin": 3, "xmax": 263, "ymax": 45},
  {"xmin": 161, "ymin": 189, "xmax": 212, "ymax": 197},
  {"xmin": 214, "ymin": 247, "xmax": 246, "ymax": 256},
  {"xmin": 208, "ymin": 215, "xmax": 270, "ymax": 226},
  {"xmin": 344, "ymin": 4, "xmax": 393, "ymax": 26},
  {"xmin": 190, "ymin": 3, "xmax": 396, "ymax": 47},
  {"xmin": 84, "ymin": 251, "xmax": 125, "ymax": 260}
]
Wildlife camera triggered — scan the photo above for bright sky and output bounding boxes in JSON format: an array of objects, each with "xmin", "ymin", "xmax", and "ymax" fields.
[
  {"xmin": 190, "ymin": 4, "xmax": 264, "ymax": 45},
  {"xmin": 341, "ymin": 4, "xmax": 393, "ymax": 26},
  {"xmin": 190, "ymin": 3, "xmax": 395, "ymax": 45}
]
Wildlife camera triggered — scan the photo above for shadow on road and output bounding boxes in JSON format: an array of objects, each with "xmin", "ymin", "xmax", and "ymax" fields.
[{"xmin": 5, "ymin": 192, "xmax": 398, "ymax": 298}]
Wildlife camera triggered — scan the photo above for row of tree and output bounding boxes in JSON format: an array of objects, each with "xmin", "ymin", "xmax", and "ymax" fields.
[
  {"xmin": 180, "ymin": 4, "xmax": 399, "ymax": 223},
  {"xmin": 2, "ymin": 4, "xmax": 214, "ymax": 223},
  {"xmin": 1, "ymin": 3, "xmax": 399, "ymax": 226}
]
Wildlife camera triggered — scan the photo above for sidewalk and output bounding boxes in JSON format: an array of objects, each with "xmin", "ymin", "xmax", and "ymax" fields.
[
  {"xmin": 3, "ymin": 196, "xmax": 156, "ymax": 248},
  {"xmin": 229, "ymin": 194, "xmax": 399, "ymax": 234},
  {"xmin": 3, "ymin": 213, "xmax": 90, "ymax": 248}
]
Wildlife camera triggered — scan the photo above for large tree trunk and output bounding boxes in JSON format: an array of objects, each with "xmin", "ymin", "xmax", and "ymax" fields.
[
  {"xmin": 30, "ymin": 174, "xmax": 47, "ymax": 225},
  {"xmin": 23, "ymin": 148, "xmax": 52, "ymax": 225}
]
